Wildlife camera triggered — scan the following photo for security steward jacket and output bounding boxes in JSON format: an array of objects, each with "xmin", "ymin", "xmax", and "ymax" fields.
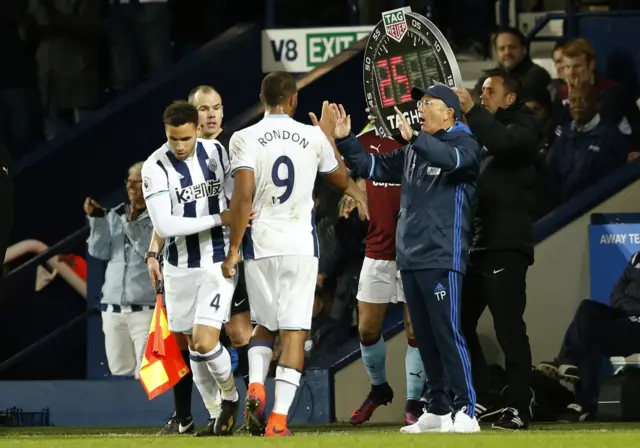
[
  {"xmin": 464, "ymin": 103, "xmax": 542, "ymax": 261},
  {"xmin": 336, "ymin": 122, "xmax": 481, "ymax": 274}
]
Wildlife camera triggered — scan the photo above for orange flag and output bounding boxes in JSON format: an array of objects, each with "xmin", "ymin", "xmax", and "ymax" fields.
[{"xmin": 139, "ymin": 293, "xmax": 189, "ymax": 400}]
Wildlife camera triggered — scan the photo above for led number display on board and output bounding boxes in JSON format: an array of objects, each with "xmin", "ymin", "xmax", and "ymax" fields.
[{"xmin": 363, "ymin": 7, "xmax": 462, "ymax": 138}]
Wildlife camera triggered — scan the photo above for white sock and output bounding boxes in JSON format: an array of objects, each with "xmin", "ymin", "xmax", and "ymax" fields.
[
  {"xmin": 189, "ymin": 349, "xmax": 220, "ymax": 419},
  {"xmin": 212, "ymin": 389, "xmax": 222, "ymax": 418},
  {"xmin": 272, "ymin": 366, "xmax": 301, "ymax": 416},
  {"xmin": 248, "ymin": 345, "xmax": 273, "ymax": 385},
  {"xmin": 202, "ymin": 343, "xmax": 239, "ymax": 402}
]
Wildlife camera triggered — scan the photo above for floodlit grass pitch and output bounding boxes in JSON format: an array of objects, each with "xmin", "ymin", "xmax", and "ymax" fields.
[{"xmin": 2, "ymin": 423, "xmax": 640, "ymax": 447}]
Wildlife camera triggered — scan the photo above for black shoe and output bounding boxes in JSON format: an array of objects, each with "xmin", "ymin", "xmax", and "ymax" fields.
[
  {"xmin": 194, "ymin": 418, "xmax": 216, "ymax": 437},
  {"xmin": 492, "ymin": 408, "xmax": 528, "ymax": 430},
  {"xmin": 245, "ymin": 394, "xmax": 266, "ymax": 436},
  {"xmin": 475, "ymin": 395, "xmax": 504, "ymax": 422},
  {"xmin": 214, "ymin": 398, "xmax": 239, "ymax": 436},
  {"xmin": 156, "ymin": 413, "xmax": 194, "ymax": 435},
  {"xmin": 558, "ymin": 403, "xmax": 590, "ymax": 422}
]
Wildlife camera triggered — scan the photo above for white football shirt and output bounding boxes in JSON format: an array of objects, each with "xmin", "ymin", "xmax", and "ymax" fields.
[
  {"xmin": 141, "ymin": 138, "xmax": 233, "ymax": 268},
  {"xmin": 229, "ymin": 114, "xmax": 339, "ymax": 259}
]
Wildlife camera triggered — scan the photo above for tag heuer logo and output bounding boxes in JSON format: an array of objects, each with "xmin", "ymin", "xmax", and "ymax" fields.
[{"xmin": 382, "ymin": 8, "xmax": 408, "ymax": 42}]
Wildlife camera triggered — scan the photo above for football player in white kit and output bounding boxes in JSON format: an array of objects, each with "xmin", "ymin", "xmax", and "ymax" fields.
[
  {"xmin": 141, "ymin": 100, "xmax": 240, "ymax": 436},
  {"xmin": 221, "ymin": 72, "xmax": 351, "ymax": 436}
]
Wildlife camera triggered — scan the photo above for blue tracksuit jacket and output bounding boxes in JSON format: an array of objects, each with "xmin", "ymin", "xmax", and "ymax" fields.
[{"xmin": 336, "ymin": 122, "xmax": 481, "ymax": 274}]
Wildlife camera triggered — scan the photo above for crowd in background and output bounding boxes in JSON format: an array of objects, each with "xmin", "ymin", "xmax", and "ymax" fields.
[
  {"xmin": 3, "ymin": 0, "xmax": 640, "ymax": 387},
  {"xmin": 0, "ymin": 0, "xmax": 265, "ymax": 156}
]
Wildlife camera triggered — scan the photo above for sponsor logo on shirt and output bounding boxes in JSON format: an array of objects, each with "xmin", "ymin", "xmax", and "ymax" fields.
[{"xmin": 175, "ymin": 179, "xmax": 221, "ymax": 204}]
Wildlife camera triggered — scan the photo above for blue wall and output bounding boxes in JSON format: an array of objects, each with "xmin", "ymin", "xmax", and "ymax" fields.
[
  {"xmin": 589, "ymin": 214, "xmax": 640, "ymax": 305},
  {"xmin": 579, "ymin": 14, "xmax": 640, "ymax": 92},
  {"xmin": 0, "ymin": 372, "xmax": 333, "ymax": 427}
]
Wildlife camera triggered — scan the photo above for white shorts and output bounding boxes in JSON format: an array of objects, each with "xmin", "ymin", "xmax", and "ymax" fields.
[
  {"xmin": 356, "ymin": 257, "xmax": 405, "ymax": 304},
  {"xmin": 244, "ymin": 255, "xmax": 318, "ymax": 332},
  {"xmin": 163, "ymin": 262, "xmax": 236, "ymax": 333}
]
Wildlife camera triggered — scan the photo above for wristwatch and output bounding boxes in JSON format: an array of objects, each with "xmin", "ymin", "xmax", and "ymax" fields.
[{"xmin": 144, "ymin": 251, "xmax": 158, "ymax": 263}]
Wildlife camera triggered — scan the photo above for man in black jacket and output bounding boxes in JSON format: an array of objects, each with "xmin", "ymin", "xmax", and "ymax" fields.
[
  {"xmin": 0, "ymin": 144, "xmax": 14, "ymax": 301},
  {"xmin": 454, "ymin": 68, "xmax": 542, "ymax": 430},
  {"xmin": 538, "ymin": 252, "xmax": 640, "ymax": 422}
]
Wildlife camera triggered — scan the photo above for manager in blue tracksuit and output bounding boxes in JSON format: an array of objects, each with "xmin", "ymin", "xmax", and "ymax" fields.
[{"xmin": 333, "ymin": 85, "xmax": 482, "ymax": 433}]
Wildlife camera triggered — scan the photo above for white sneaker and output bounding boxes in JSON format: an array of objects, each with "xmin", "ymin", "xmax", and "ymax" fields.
[
  {"xmin": 400, "ymin": 410, "xmax": 453, "ymax": 433},
  {"xmin": 452, "ymin": 408, "xmax": 481, "ymax": 433}
]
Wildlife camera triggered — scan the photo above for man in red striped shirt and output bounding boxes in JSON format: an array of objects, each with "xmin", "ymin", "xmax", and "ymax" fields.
[{"xmin": 349, "ymin": 124, "xmax": 425, "ymax": 426}]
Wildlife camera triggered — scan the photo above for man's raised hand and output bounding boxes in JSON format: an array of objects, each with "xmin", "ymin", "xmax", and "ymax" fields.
[
  {"xmin": 394, "ymin": 106, "xmax": 414, "ymax": 141},
  {"xmin": 309, "ymin": 100, "xmax": 337, "ymax": 139},
  {"xmin": 332, "ymin": 104, "xmax": 351, "ymax": 139}
]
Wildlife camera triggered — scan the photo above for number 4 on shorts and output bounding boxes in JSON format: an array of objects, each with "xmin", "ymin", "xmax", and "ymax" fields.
[{"xmin": 210, "ymin": 293, "xmax": 220, "ymax": 311}]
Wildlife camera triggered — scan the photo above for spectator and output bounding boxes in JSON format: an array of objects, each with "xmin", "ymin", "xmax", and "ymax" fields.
[
  {"xmin": 28, "ymin": 0, "xmax": 104, "ymax": 139},
  {"xmin": 474, "ymin": 28, "xmax": 550, "ymax": 100},
  {"xmin": 549, "ymin": 40, "xmax": 567, "ymax": 104},
  {"xmin": 555, "ymin": 38, "xmax": 640, "ymax": 147},
  {"xmin": 537, "ymin": 251, "xmax": 640, "ymax": 422},
  {"xmin": 85, "ymin": 162, "xmax": 156, "ymax": 378},
  {"xmin": 107, "ymin": 0, "xmax": 171, "ymax": 93},
  {"xmin": 545, "ymin": 80, "xmax": 631, "ymax": 208}
]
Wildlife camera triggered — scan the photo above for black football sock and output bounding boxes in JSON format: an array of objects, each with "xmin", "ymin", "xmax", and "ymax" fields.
[
  {"xmin": 236, "ymin": 344, "xmax": 250, "ymax": 389},
  {"xmin": 173, "ymin": 349, "xmax": 193, "ymax": 419}
]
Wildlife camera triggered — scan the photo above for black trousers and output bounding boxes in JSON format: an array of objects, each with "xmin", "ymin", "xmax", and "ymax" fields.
[
  {"xmin": 401, "ymin": 268, "xmax": 476, "ymax": 417},
  {"xmin": 559, "ymin": 300, "xmax": 640, "ymax": 409},
  {"xmin": 461, "ymin": 250, "xmax": 532, "ymax": 413}
]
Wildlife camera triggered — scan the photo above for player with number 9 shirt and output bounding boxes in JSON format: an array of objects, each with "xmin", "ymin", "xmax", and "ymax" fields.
[{"xmin": 222, "ymin": 72, "xmax": 352, "ymax": 437}]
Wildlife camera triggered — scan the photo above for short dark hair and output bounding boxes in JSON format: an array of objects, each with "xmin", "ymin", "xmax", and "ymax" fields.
[
  {"xmin": 261, "ymin": 71, "xmax": 297, "ymax": 107},
  {"xmin": 483, "ymin": 68, "xmax": 522, "ymax": 98},
  {"xmin": 163, "ymin": 100, "xmax": 198, "ymax": 127},
  {"xmin": 493, "ymin": 27, "xmax": 527, "ymax": 49}
]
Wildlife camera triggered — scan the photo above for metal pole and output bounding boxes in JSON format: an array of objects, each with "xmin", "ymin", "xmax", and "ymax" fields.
[
  {"xmin": 566, "ymin": 0, "xmax": 577, "ymax": 38},
  {"xmin": 266, "ymin": 0, "xmax": 275, "ymax": 28},
  {"xmin": 499, "ymin": 0, "xmax": 511, "ymax": 28}
]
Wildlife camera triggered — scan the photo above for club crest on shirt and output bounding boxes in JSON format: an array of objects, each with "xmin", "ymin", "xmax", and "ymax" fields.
[
  {"xmin": 206, "ymin": 158, "xmax": 218, "ymax": 172},
  {"xmin": 143, "ymin": 176, "xmax": 151, "ymax": 192}
]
